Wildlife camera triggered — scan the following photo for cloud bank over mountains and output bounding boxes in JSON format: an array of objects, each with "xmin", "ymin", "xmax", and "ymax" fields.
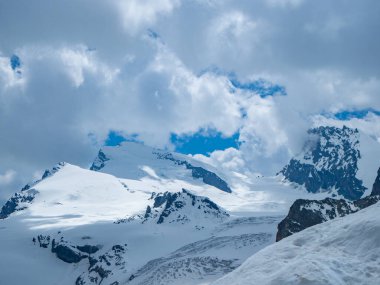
[{"xmin": 1, "ymin": 0, "xmax": 380, "ymax": 199}]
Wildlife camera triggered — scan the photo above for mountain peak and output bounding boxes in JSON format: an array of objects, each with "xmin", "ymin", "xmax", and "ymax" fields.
[
  {"xmin": 142, "ymin": 189, "xmax": 229, "ymax": 225},
  {"xmin": 279, "ymin": 126, "xmax": 373, "ymax": 200},
  {"xmin": 89, "ymin": 142, "xmax": 232, "ymax": 193}
]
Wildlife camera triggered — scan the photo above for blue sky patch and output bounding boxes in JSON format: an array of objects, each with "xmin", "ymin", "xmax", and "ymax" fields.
[
  {"xmin": 198, "ymin": 67, "xmax": 286, "ymax": 97},
  {"xmin": 334, "ymin": 108, "xmax": 380, "ymax": 120},
  {"xmin": 104, "ymin": 129, "xmax": 239, "ymax": 155},
  {"xmin": 147, "ymin": 29, "xmax": 160, "ymax": 39},
  {"xmin": 171, "ymin": 129, "xmax": 240, "ymax": 155},
  {"xmin": 105, "ymin": 131, "xmax": 142, "ymax": 146},
  {"xmin": 230, "ymin": 78, "xmax": 286, "ymax": 97},
  {"xmin": 10, "ymin": 54, "xmax": 21, "ymax": 70}
]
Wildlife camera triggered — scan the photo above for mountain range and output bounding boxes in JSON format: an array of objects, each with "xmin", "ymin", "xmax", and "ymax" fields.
[{"xmin": 0, "ymin": 126, "xmax": 379, "ymax": 284}]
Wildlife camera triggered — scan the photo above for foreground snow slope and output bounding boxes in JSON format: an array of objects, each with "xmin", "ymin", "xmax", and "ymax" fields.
[{"xmin": 213, "ymin": 201, "xmax": 380, "ymax": 285}]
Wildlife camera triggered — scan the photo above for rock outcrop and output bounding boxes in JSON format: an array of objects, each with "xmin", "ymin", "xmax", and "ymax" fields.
[
  {"xmin": 155, "ymin": 152, "xmax": 232, "ymax": 193},
  {"xmin": 144, "ymin": 189, "xmax": 229, "ymax": 225},
  {"xmin": 276, "ymin": 194, "xmax": 380, "ymax": 241},
  {"xmin": 279, "ymin": 126, "xmax": 366, "ymax": 200},
  {"xmin": 371, "ymin": 167, "xmax": 380, "ymax": 196}
]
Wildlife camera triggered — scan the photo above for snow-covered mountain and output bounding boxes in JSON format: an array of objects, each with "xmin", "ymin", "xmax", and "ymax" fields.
[
  {"xmin": 1, "ymin": 136, "xmax": 379, "ymax": 284},
  {"xmin": 86, "ymin": 141, "xmax": 317, "ymax": 214},
  {"xmin": 136, "ymin": 189, "xmax": 229, "ymax": 225},
  {"xmin": 0, "ymin": 162, "xmax": 66, "ymax": 219},
  {"xmin": 90, "ymin": 142, "xmax": 231, "ymax": 193},
  {"xmin": 0, "ymin": 142, "xmax": 309, "ymax": 285},
  {"xmin": 279, "ymin": 126, "xmax": 380, "ymax": 200},
  {"xmin": 212, "ymin": 201, "xmax": 380, "ymax": 285}
]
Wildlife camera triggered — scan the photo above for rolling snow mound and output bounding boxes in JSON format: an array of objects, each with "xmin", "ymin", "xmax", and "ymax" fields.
[{"xmin": 213, "ymin": 201, "xmax": 380, "ymax": 285}]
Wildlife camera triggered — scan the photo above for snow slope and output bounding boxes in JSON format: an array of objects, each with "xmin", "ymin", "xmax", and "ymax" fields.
[
  {"xmin": 90, "ymin": 142, "xmax": 232, "ymax": 192},
  {"xmin": 212, "ymin": 201, "xmax": 380, "ymax": 285}
]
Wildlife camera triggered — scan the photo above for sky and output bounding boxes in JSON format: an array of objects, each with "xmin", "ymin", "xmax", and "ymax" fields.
[{"xmin": 1, "ymin": 0, "xmax": 380, "ymax": 201}]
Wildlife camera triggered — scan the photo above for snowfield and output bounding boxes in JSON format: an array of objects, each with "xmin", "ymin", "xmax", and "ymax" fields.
[{"xmin": 212, "ymin": 201, "xmax": 380, "ymax": 285}]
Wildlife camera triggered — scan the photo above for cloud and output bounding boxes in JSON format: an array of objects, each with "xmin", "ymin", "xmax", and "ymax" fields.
[
  {"xmin": 212, "ymin": 11, "xmax": 257, "ymax": 37},
  {"xmin": 0, "ymin": 0, "xmax": 379, "ymax": 195},
  {"xmin": 59, "ymin": 46, "xmax": 120, "ymax": 87},
  {"xmin": 101, "ymin": 37, "xmax": 243, "ymax": 146},
  {"xmin": 265, "ymin": 0, "xmax": 304, "ymax": 8},
  {"xmin": 114, "ymin": 0, "xmax": 181, "ymax": 34},
  {"xmin": 193, "ymin": 147, "xmax": 247, "ymax": 174},
  {"xmin": 0, "ymin": 170, "xmax": 16, "ymax": 186},
  {"xmin": 313, "ymin": 113, "xmax": 380, "ymax": 142}
]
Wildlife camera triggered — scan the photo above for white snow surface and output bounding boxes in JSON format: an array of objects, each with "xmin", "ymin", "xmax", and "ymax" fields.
[
  {"xmin": 91, "ymin": 141, "xmax": 228, "ymax": 182},
  {"xmin": 213, "ymin": 202, "xmax": 380, "ymax": 285}
]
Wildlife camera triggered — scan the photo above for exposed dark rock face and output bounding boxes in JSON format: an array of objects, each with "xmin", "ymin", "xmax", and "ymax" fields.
[
  {"xmin": 37, "ymin": 235, "xmax": 51, "ymax": 248},
  {"xmin": 76, "ymin": 245, "xmax": 100, "ymax": 255},
  {"xmin": 35, "ymin": 233, "xmax": 126, "ymax": 284},
  {"xmin": 116, "ymin": 189, "xmax": 229, "ymax": 225},
  {"xmin": 51, "ymin": 239, "xmax": 86, "ymax": 263},
  {"xmin": 0, "ymin": 189, "xmax": 38, "ymax": 219},
  {"xmin": 90, "ymin": 149, "xmax": 110, "ymax": 171},
  {"xmin": 371, "ymin": 168, "xmax": 380, "ymax": 196},
  {"xmin": 279, "ymin": 126, "xmax": 366, "ymax": 200},
  {"xmin": 41, "ymin": 162, "xmax": 66, "ymax": 179},
  {"xmin": 76, "ymin": 244, "xmax": 127, "ymax": 285},
  {"xmin": 155, "ymin": 152, "xmax": 232, "ymax": 193},
  {"xmin": 276, "ymin": 194, "xmax": 380, "ymax": 242},
  {"xmin": 190, "ymin": 166, "xmax": 232, "ymax": 193},
  {"xmin": 142, "ymin": 189, "xmax": 229, "ymax": 225},
  {"xmin": 0, "ymin": 162, "xmax": 66, "ymax": 219}
]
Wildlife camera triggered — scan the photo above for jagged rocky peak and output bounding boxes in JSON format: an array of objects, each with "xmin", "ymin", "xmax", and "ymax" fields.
[
  {"xmin": 142, "ymin": 189, "xmax": 229, "ymax": 225},
  {"xmin": 90, "ymin": 149, "xmax": 109, "ymax": 171},
  {"xmin": 22, "ymin": 161, "xmax": 67, "ymax": 191},
  {"xmin": 279, "ymin": 125, "xmax": 366, "ymax": 200},
  {"xmin": 0, "ymin": 188, "xmax": 38, "ymax": 219},
  {"xmin": 41, "ymin": 161, "xmax": 67, "ymax": 179},
  {"xmin": 0, "ymin": 162, "xmax": 67, "ymax": 219},
  {"xmin": 371, "ymin": 167, "xmax": 380, "ymax": 196}
]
